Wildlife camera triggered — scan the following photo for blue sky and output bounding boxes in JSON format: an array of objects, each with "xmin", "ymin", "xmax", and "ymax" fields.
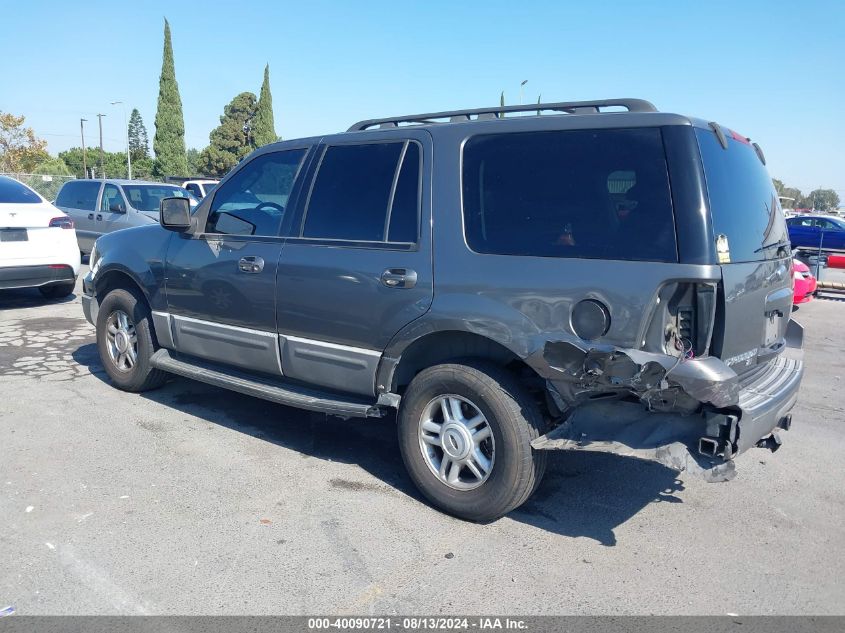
[{"xmin": 3, "ymin": 0, "xmax": 843, "ymax": 195}]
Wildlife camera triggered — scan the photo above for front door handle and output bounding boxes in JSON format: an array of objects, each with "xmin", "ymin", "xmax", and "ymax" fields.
[
  {"xmin": 238, "ymin": 256, "xmax": 265, "ymax": 274},
  {"xmin": 87, "ymin": 213, "xmax": 94, "ymax": 220},
  {"xmin": 381, "ymin": 268, "xmax": 417, "ymax": 289},
  {"xmin": 96, "ymin": 214, "xmax": 102, "ymax": 221}
]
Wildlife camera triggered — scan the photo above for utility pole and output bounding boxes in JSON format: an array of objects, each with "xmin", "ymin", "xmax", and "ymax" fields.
[
  {"xmin": 110, "ymin": 101, "xmax": 131, "ymax": 179},
  {"xmin": 97, "ymin": 113, "xmax": 106, "ymax": 177},
  {"xmin": 80, "ymin": 118, "xmax": 88, "ymax": 178}
]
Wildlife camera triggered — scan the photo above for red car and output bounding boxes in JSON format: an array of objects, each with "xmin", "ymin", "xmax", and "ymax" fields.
[{"xmin": 793, "ymin": 259, "xmax": 817, "ymax": 305}]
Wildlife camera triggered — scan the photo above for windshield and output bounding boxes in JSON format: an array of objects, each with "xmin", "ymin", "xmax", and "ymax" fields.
[
  {"xmin": 202, "ymin": 183, "xmax": 217, "ymax": 196},
  {"xmin": 0, "ymin": 176, "xmax": 41, "ymax": 204},
  {"xmin": 122, "ymin": 185, "xmax": 198, "ymax": 212}
]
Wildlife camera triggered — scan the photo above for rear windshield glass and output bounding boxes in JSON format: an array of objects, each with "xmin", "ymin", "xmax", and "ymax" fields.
[
  {"xmin": 122, "ymin": 185, "xmax": 196, "ymax": 212},
  {"xmin": 696, "ymin": 128, "xmax": 788, "ymax": 262},
  {"xmin": 462, "ymin": 128, "xmax": 677, "ymax": 262},
  {"xmin": 0, "ymin": 176, "xmax": 41, "ymax": 204}
]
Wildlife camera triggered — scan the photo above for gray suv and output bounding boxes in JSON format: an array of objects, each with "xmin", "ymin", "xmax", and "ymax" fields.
[
  {"xmin": 55, "ymin": 179, "xmax": 196, "ymax": 255},
  {"xmin": 80, "ymin": 99, "xmax": 804, "ymax": 521}
]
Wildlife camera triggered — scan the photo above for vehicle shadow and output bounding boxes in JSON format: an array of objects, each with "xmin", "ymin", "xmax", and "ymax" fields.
[
  {"xmin": 73, "ymin": 343, "xmax": 684, "ymax": 545},
  {"xmin": 0, "ymin": 287, "xmax": 77, "ymax": 309}
]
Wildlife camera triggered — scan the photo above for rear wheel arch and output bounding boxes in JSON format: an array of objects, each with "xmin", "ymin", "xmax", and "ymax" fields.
[{"xmin": 387, "ymin": 330, "xmax": 542, "ymax": 394}]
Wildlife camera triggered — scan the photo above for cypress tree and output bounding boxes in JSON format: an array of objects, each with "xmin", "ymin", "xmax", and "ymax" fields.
[
  {"xmin": 153, "ymin": 18, "xmax": 188, "ymax": 177},
  {"xmin": 253, "ymin": 64, "xmax": 277, "ymax": 146}
]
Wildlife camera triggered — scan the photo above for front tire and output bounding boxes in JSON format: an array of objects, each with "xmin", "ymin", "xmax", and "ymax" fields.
[
  {"xmin": 398, "ymin": 361, "xmax": 547, "ymax": 522},
  {"xmin": 39, "ymin": 281, "xmax": 75, "ymax": 299},
  {"xmin": 96, "ymin": 287, "xmax": 167, "ymax": 392}
]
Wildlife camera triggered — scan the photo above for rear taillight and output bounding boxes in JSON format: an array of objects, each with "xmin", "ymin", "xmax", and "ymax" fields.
[{"xmin": 49, "ymin": 216, "xmax": 74, "ymax": 229}]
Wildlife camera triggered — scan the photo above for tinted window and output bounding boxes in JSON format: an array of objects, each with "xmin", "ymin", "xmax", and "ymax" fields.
[
  {"xmin": 185, "ymin": 183, "xmax": 201, "ymax": 197},
  {"xmin": 696, "ymin": 128, "xmax": 788, "ymax": 262},
  {"xmin": 207, "ymin": 149, "xmax": 306, "ymax": 236},
  {"xmin": 100, "ymin": 184, "xmax": 123, "ymax": 212},
  {"xmin": 0, "ymin": 176, "xmax": 41, "ymax": 203},
  {"xmin": 123, "ymin": 185, "xmax": 194, "ymax": 213},
  {"xmin": 387, "ymin": 142, "xmax": 420, "ymax": 243},
  {"xmin": 462, "ymin": 129, "xmax": 676, "ymax": 261},
  {"xmin": 304, "ymin": 142, "xmax": 404, "ymax": 241},
  {"xmin": 56, "ymin": 180, "xmax": 100, "ymax": 210}
]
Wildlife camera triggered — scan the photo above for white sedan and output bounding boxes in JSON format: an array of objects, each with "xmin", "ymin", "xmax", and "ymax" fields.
[{"xmin": 0, "ymin": 175, "xmax": 81, "ymax": 299}]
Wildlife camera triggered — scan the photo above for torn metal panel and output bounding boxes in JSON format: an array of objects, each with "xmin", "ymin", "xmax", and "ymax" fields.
[
  {"xmin": 531, "ymin": 400, "xmax": 737, "ymax": 483},
  {"xmin": 528, "ymin": 339, "xmax": 740, "ymax": 411}
]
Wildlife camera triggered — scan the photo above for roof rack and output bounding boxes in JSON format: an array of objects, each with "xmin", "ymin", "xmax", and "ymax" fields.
[{"xmin": 348, "ymin": 98, "xmax": 658, "ymax": 132}]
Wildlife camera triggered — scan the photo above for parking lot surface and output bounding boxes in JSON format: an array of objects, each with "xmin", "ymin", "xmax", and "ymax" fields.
[{"xmin": 1, "ymin": 267, "xmax": 844, "ymax": 615}]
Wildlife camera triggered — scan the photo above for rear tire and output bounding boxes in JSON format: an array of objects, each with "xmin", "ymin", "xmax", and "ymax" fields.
[
  {"xmin": 398, "ymin": 360, "xmax": 547, "ymax": 522},
  {"xmin": 39, "ymin": 281, "xmax": 75, "ymax": 299},
  {"xmin": 96, "ymin": 287, "xmax": 167, "ymax": 392}
]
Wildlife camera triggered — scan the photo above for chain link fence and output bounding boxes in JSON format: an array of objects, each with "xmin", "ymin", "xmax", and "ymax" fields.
[{"xmin": 1, "ymin": 173, "xmax": 77, "ymax": 202}]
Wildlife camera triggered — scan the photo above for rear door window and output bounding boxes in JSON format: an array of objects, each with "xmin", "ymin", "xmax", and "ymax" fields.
[
  {"xmin": 695, "ymin": 128, "xmax": 788, "ymax": 262},
  {"xmin": 303, "ymin": 141, "xmax": 420, "ymax": 243},
  {"xmin": 56, "ymin": 181, "xmax": 100, "ymax": 210},
  {"xmin": 461, "ymin": 128, "xmax": 677, "ymax": 261}
]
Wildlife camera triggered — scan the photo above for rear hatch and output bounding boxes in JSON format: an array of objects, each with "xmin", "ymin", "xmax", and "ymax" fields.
[{"xmin": 695, "ymin": 127, "xmax": 793, "ymax": 372}]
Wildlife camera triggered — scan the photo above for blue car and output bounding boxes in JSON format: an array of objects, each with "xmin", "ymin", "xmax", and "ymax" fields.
[{"xmin": 786, "ymin": 214, "xmax": 845, "ymax": 251}]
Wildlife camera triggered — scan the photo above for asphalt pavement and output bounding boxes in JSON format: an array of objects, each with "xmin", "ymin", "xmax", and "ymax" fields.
[{"xmin": 1, "ymin": 266, "xmax": 843, "ymax": 615}]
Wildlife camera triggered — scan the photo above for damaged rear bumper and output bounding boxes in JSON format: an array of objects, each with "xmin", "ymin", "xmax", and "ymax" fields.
[{"xmin": 531, "ymin": 320, "xmax": 804, "ymax": 481}]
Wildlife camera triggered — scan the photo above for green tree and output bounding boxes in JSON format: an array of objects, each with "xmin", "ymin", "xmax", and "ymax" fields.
[
  {"xmin": 253, "ymin": 64, "xmax": 277, "ymax": 146},
  {"xmin": 198, "ymin": 92, "xmax": 258, "ymax": 177},
  {"xmin": 0, "ymin": 111, "xmax": 48, "ymax": 172},
  {"xmin": 128, "ymin": 108, "xmax": 150, "ymax": 162},
  {"xmin": 33, "ymin": 156, "xmax": 71, "ymax": 176},
  {"xmin": 805, "ymin": 189, "xmax": 840, "ymax": 212},
  {"xmin": 153, "ymin": 18, "xmax": 188, "ymax": 177},
  {"xmin": 58, "ymin": 147, "xmax": 128, "ymax": 179},
  {"xmin": 132, "ymin": 157, "xmax": 154, "ymax": 180},
  {"xmin": 186, "ymin": 147, "xmax": 202, "ymax": 175},
  {"xmin": 772, "ymin": 178, "xmax": 785, "ymax": 196},
  {"xmin": 500, "ymin": 91, "xmax": 505, "ymax": 107},
  {"xmin": 782, "ymin": 187, "xmax": 803, "ymax": 208}
]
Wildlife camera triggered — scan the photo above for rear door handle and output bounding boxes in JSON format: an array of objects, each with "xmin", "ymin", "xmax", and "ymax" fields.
[
  {"xmin": 88, "ymin": 213, "xmax": 94, "ymax": 220},
  {"xmin": 96, "ymin": 214, "xmax": 102, "ymax": 221},
  {"xmin": 238, "ymin": 256, "xmax": 265, "ymax": 273},
  {"xmin": 381, "ymin": 268, "xmax": 417, "ymax": 289}
]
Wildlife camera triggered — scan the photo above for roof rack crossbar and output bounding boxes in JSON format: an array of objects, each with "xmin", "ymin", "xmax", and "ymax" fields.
[{"xmin": 348, "ymin": 98, "xmax": 657, "ymax": 131}]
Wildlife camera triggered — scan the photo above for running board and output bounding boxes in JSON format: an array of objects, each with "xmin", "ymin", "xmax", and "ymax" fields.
[{"xmin": 150, "ymin": 349, "xmax": 383, "ymax": 418}]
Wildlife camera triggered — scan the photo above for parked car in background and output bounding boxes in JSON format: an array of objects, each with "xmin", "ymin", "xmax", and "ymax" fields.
[
  {"xmin": 181, "ymin": 179, "xmax": 218, "ymax": 200},
  {"xmin": 55, "ymin": 180, "xmax": 198, "ymax": 255},
  {"xmin": 0, "ymin": 175, "xmax": 80, "ymax": 298},
  {"xmin": 786, "ymin": 214, "xmax": 845, "ymax": 251},
  {"xmin": 81, "ymin": 99, "xmax": 804, "ymax": 521},
  {"xmin": 792, "ymin": 259, "xmax": 817, "ymax": 305}
]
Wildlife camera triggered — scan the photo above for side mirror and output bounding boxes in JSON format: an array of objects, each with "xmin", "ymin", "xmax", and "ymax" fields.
[
  {"xmin": 160, "ymin": 197, "xmax": 192, "ymax": 232},
  {"xmin": 109, "ymin": 202, "xmax": 125, "ymax": 213}
]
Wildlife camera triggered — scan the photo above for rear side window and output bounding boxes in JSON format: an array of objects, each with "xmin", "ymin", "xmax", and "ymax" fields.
[
  {"xmin": 462, "ymin": 129, "xmax": 677, "ymax": 261},
  {"xmin": 303, "ymin": 141, "xmax": 420, "ymax": 243},
  {"xmin": 56, "ymin": 181, "xmax": 100, "ymax": 210},
  {"xmin": 696, "ymin": 129, "xmax": 788, "ymax": 262},
  {"xmin": 0, "ymin": 176, "xmax": 41, "ymax": 203}
]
